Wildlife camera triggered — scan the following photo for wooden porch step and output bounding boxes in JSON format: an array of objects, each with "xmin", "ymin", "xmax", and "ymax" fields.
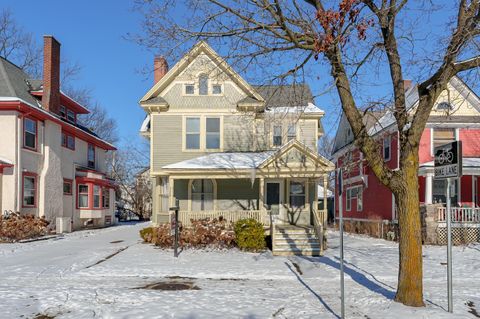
[{"xmin": 273, "ymin": 247, "xmax": 321, "ymax": 256}]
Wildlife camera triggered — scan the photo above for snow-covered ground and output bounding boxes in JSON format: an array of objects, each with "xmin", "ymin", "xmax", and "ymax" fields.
[{"xmin": 0, "ymin": 222, "xmax": 479, "ymax": 319}]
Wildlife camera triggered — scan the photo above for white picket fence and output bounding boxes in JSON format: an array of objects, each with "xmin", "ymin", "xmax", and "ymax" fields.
[
  {"xmin": 178, "ymin": 210, "xmax": 271, "ymax": 227},
  {"xmin": 437, "ymin": 207, "xmax": 480, "ymax": 223}
]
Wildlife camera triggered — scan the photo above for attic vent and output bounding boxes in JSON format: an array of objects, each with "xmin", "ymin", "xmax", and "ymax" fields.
[{"xmin": 436, "ymin": 102, "xmax": 453, "ymax": 110}]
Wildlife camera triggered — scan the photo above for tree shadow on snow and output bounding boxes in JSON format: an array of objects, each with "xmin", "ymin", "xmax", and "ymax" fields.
[
  {"xmin": 285, "ymin": 262, "xmax": 340, "ymax": 318},
  {"xmin": 300, "ymin": 256, "xmax": 396, "ymax": 300}
]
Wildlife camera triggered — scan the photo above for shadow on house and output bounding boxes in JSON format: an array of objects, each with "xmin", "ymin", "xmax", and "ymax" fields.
[{"xmin": 300, "ymin": 256, "xmax": 396, "ymax": 300}]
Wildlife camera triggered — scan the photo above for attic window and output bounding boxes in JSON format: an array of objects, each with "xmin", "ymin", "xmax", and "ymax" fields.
[
  {"xmin": 212, "ymin": 84, "xmax": 222, "ymax": 94},
  {"xmin": 199, "ymin": 74, "xmax": 208, "ymax": 95},
  {"xmin": 436, "ymin": 102, "xmax": 453, "ymax": 110},
  {"xmin": 185, "ymin": 84, "xmax": 194, "ymax": 95}
]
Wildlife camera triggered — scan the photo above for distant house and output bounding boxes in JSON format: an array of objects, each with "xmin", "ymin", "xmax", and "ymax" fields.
[
  {"xmin": 0, "ymin": 36, "xmax": 116, "ymax": 231},
  {"xmin": 139, "ymin": 41, "xmax": 334, "ymax": 255},
  {"xmin": 332, "ymin": 77, "xmax": 480, "ymax": 222}
]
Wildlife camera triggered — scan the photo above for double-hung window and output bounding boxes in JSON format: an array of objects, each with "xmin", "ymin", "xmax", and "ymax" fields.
[
  {"xmin": 199, "ymin": 74, "xmax": 208, "ymax": 95},
  {"xmin": 67, "ymin": 110, "xmax": 75, "ymax": 123},
  {"xmin": 93, "ymin": 185, "xmax": 101, "ymax": 208},
  {"xmin": 206, "ymin": 118, "xmax": 220, "ymax": 149},
  {"xmin": 346, "ymin": 186, "xmax": 363, "ymax": 212},
  {"xmin": 78, "ymin": 184, "xmax": 89, "ymax": 208},
  {"xmin": 186, "ymin": 117, "xmax": 201, "ymax": 150},
  {"xmin": 273, "ymin": 125, "xmax": 282, "ymax": 146},
  {"xmin": 63, "ymin": 179, "xmax": 72, "ymax": 195},
  {"xmin": 87, "ymin": 144, "xmax": 95, "ymax": 169},
  {"xmin": 289, "ymin": 181, "xmax": 305, "ymax": 208},
  {"xmin": 24, "ymin": 118, "xmax": 37, "ymax": 150},
  {"xmin": 102, "ymin": 188, "xmax": 110, "ymax": 208},
  {"xmin": 23, "ymin": 173, "xmax": 36, "ymax": 207},
  {"xmin": 62, "ymin": 132, "xmax": 75, "ymax": 150},
  {"xmin": 191, "ymin": 179, "xmax": 214, "ymax": 211},
  {"xmin": 287, "ymin": 124, "xmax": 296, "ymax": 142}
]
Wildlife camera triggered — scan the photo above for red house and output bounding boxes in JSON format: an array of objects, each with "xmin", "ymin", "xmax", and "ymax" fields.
[{"xmin": 331, "ymin": 77, "xmax": 480, "ymax": 222}]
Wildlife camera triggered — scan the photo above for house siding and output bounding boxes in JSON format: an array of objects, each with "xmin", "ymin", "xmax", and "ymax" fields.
[
  {"xmin": 223, "ymin": 114, "xmax": 256, "ymax": 152},
  {"xmin": 299, "ymin": 119, "xmax": 318, "ymax": 152}
]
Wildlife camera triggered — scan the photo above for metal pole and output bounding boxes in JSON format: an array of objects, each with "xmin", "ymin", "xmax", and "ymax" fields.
[
  {"xmin": 446, "ymin": 178, "xmax": 453, "ymax": 313},
  {"xmin": 339, "ymin": 192, "xmax": 345, "ymax": 319},
  {"xmin": 174, "ymin": 209, "xmax": 179, "ymax": 258}
]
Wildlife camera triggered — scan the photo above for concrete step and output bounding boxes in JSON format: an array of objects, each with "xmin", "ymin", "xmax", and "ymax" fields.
[{"xmin": 273, "ymin": 247, "xmax": 321, "ymax": 256}]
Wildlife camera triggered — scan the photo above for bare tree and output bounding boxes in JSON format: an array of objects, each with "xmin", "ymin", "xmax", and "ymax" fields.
[
  {"xmin": 0, "ymin": 9, "xmax": 42, "ymax": 77},
  {"xmin": 111, "ymin": 140, "xmax": 152, "ymax": 220},
  {"xmin": 133, "ymin": 0, "xmax": 480, "ymax": 306}
]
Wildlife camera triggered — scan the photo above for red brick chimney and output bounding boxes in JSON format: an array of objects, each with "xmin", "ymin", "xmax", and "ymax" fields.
[
  {"xmin": 154, "ymin": 56, "xmax": 168, "ymax": 84},
  {"xmin": 42, "ymin": 35, "xmax": 61, "ymax": 114},
  {"xmin": 403, "ymin": 79, "xmax": 413, "ymax": 91}
]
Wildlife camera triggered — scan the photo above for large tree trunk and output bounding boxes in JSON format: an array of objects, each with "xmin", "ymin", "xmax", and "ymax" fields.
[{"xmin": 392, "ymin": 150, "xmax": 425, "ymax": 307}]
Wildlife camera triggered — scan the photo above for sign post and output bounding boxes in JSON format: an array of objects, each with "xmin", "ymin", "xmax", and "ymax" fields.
[
  {"xmin": 169, "ymin": 199, "xmax": 180, "ymax": 258},
  {"xmin": 434, "ymin": 141, "xmax": 462, "ymax": 313},
  {"xmin": 338, "ymin": 168, "xmax": 345, "ymax": 319}
]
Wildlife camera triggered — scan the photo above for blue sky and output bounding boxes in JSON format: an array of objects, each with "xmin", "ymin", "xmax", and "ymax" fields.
[{"xmin": 3, "ymin": 1, "xmax": 463, "ymax": 148}]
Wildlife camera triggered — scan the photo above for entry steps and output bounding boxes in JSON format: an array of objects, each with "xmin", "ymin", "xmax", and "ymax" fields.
[{"xmin": 272, "ymin": 225, "xmax": 321, "ymax": 256}]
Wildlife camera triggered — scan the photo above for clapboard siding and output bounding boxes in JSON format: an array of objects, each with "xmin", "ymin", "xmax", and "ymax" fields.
[
  {"xmin": 299, "ymin": 119, "xmax": 318, "ymax": 152},
  {"xmin": 223, "ymin": 114, "xmax": 256, "ymax": 152}
]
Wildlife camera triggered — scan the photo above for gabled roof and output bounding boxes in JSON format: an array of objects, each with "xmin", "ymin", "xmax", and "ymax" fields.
[
  {"xmin": 254, "ymin": 84, "xmax": 314, "ymax": 108},
  {"xmin": 0, "ymin": 57, "xmax": 40, "ymax": 107},
  {"xmin": 140, "ymin": 41, "xmax": 264, "ymax": 106}
]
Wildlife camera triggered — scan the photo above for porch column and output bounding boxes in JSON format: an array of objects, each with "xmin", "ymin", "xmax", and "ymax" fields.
[
  {"xmin": 259, "ymin": 177, "xmax": 265, "ymax": 210},
  {"xmin": 323, "ymin": 175, "xmax": 328, "ymax": 211},
  {"xmin": 168, "ymin": 176, "xmax": 175, "ymax": 208},
  {"xmin": 425, "ymin": 173, "xmax": 433, "ymax": 204}
]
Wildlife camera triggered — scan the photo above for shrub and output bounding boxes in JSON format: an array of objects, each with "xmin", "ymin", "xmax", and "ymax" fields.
[
  {"xmin": 0, "ymin": 213, "xmax": 49, "ymax": 242},
  {"xmin": 234, "ymin": 218, "xmax": 266, "ymax": 251},
  {"xmin": 139, "ymin": 227, "xmax": 154, "ymax": 242}
]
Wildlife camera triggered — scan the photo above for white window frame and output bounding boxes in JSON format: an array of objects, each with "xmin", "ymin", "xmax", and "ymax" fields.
[
  {"xmin": 184, "ymin": 83, "xmax": 195, "ymax": 95},
  {"xmin": 212, "ymin": 84, "xmax": 223, "ymax": 95},
  {"xmin": 346, "ymin": 185, "xmax": 363, "ymax": 212},
  {"xmin": 273, "ymin": 125, "xmax": 282, "ymax": 147},
  {"xmin": 289, "ymin": 180, "xmax": 306, "ymax": 209},
  {"xmin": 185, "ymin": 117, "xmax": 201, "ymax": 150},
  {"xmin": 199, "ymin": 74, "xmax": 209, "ymax": 95},
  {"xmin": 205, "ymin": 117, "xmax": 221, "ymax": 150},
  {"xmin": 287, "ymin": 123, "xmax": 296, "ymax": 142}
]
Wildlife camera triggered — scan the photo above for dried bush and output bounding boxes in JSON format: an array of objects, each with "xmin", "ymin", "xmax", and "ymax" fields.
[
  {"xmin": 234, "ymin": 218, "xmax": 266, "ymax": 251},
  {"xmin": 140, "ymin": 217, "xmax": 236, "ymax": 249},
  {"xmin": 0, "ymin": 213, "xmax": 49, "ymax": 242}
]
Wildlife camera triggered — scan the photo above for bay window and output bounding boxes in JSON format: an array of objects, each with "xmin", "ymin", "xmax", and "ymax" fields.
[
  {"xmin": 102, "ymin": 188, "xmax": 110, "ymax": 208},
  {"xmin": 78, "ymin": 184, "xmax": 89, "ymax": 208},
  {"xmin": 93, "ymin": 185, "xmax": 101, "ymax": 208}
]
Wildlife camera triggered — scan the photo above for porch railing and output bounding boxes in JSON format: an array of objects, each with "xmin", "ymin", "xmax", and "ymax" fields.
[
  {"xmin": 178, "ymin": 210, "xmax": 270, "ymax": 228},
  {"xmin": 312, "ymin": 209, "xmax": 327, "ymax": 254},
  {"xmin": 437, "ymin": 207, "xmax": 480, "ymax": 223}
]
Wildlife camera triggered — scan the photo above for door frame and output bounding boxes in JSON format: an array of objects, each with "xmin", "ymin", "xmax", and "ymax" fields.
[{"xmin": 265, "ymin": 179, "xmax": 285, "ymax": 223}]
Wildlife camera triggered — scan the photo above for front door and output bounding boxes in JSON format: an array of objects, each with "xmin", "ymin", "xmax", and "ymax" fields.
[{"xmin": 265, "ymin": 180, "xmax": 285, "ymax": 223}]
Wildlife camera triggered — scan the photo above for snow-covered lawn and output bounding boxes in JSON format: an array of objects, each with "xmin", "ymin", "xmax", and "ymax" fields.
[{"xmin": 0, "ymin": 222, "xmax": 479, "ymax": 319}]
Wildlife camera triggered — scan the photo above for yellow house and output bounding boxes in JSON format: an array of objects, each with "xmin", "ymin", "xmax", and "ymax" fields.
[{"xmin": 139, "ymin": 42, "xmax": 334, "ymax": 255}]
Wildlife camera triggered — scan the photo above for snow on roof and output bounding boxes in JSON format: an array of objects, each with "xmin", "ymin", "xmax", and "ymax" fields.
[
  {"xmin": 318, "ymin": 185, "xmax": 333, "ymax": 199},
  {"xmin": 265, "ymin": 103, "xmax": 324, "ymax": 115},
  {"xmin": 0, "ymin": 156, "xmax": 13, "ymax": 165},
  {"xmin": 162, "ymin": 151, "xmax": 275, "ymax": 170}
]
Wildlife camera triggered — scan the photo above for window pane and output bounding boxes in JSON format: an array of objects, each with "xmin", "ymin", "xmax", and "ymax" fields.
[
  {"xmin": 25, "ymin": 133, "xmax": 35, "ymax": 148},
  {"xmin": 199, "ymin": 74, "xmax": 208, "ymax": 95},
  {"xmin": 202, "ymin": 179, "xmax": 213, "ymax": 193},
  {"xmin": 79, "ymin": 184, "xmax": 89, "ymax": 194},
  {"xmin": 290, "ymin": 182, "xmax": 305, "ymax": 195},
  {"xmin": 212, "ymin": 85, "xmax": 222, "ymax": 94},
  {"xmin": 25, "ymin": 119, "xmax": 36, "ymax": 134},
  {"xmin": 24, "ymin": 176, "xmax": 34, "ymax": 190},
  {"xmin": 88, "ymin": 145, "xmax": 95, "ymax": 161},
  {"xmin": 206, "ymin": 134, "xmax": 220, "ymax": 149},
  {"xmin": 186, "ymin": 118, "xmax": 200, "ymax": 133},
  {"xmin": 287, "ymin": 124, "xmax": 296, "ymax": 140},
  {"xmin": 79, "ymin": 194, "xmax": 89, "ymax": 208},
  {"xmin": 290, "ymin": 195, "xmax": 305, "ymax": 208},
  {"xmin": 206, "ymin": 118, "xmax": 220, "ymax": 133},
  {"xmin": 67, "ymin": 110, "xmax": 75, "ymax": 122},
  {"xmin": 63, "ymin": 182, "xmax": 71, "ymax": 194},
  {"xmin": 67, "ymin": 135, "xmax": 75, "ymax": 149},
  {"xmin": 273, "ymin": 125, "xmax": 282, "ymax": 146},
  {"xmin": 185, "ymin": 84, "xmax": 194, "ymax": 94},
  {"xmin": 186, "ymin": 134, "xmax": 200, "ymax": 149}
]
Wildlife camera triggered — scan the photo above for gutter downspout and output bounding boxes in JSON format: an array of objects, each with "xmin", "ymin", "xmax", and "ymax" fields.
[{"xmin": 15, "ymin": 114, "xmax": 21, "ymax": 212}]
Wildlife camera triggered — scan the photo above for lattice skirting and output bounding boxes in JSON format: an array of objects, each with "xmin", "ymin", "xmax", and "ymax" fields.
[{"xmin": 437, "ymin": 227, "xmax": 480, "ymax": 245}]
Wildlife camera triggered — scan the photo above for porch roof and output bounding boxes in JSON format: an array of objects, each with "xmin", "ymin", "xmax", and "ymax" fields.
[{"xmin": 162, "ymin": 151, "xmax": 275, "ymax": 170}]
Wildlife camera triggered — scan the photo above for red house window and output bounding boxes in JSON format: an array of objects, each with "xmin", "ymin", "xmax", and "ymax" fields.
[
  {"xmin": 23, "ymin": 117, "xmax": 37, "ymax": 151},
  {"xmin": 78, "ymin": 184, "xmax": 89, "ymax": 208},
  {"xmin": 61, "ymin": 131, "xmax": 75, "ymax": 150},
  {"xmin": 77, "ymin": 180, "xmax": 112, "ymax": 210},
  {"xmin": 22, "ymin": 172, "xmax": 37, "ymax": 207},
  {"xmin": 63, "ymin": 179, "xmax": 72, "ymax": 195},
  {"xmin": 87, "ymin": 144, "xmax": 95, "ymax": 169}
]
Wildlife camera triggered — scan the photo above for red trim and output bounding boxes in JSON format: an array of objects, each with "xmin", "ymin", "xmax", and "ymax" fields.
[
  {"xmin": 22, "ymin": 172, "xmax": 37, "ymax": 208},
  {"xmin": 0, "ymin": 101, "xmax": 116, "ymax": 150},
  {"xmin": 76, "ymin": 176, "xmax": 115, "ymax": 188},
  {"xmin": 76, "ymin": 177, "xmax": 114, "ymax": 210},
  {"xmin": 63, "ymin": 178, "xmax": 73, "ymax": 195},
  {"xmin": 23, "ymin": 116, "xmax": 38, "ymax": 152},
  {"xmin": 0, "ymin": 163, "xmax": 14, "ymax": 174},
  {"xmin": 61, "ymin": 131, "xmax": 75, "ymax": 150},
  {"xmin": 31, "ymin": 91, "xmax": 89, "ymax": 114},
  {"xmin": 77, "ymin": 183, "xmax": 90, "ymax": 209}
]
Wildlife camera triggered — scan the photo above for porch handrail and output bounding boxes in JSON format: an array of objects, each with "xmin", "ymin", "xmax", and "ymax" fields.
[
  {"xmin": 178, "ymin": 210, "xmax": 270, "ymax": 228},
  {"xmin": 312, "ymin": 208, "xmax": 326, "ymax": 254},
  {"xmin": 436, "ymin": 207, "xmax": 480, "ymax": 223}
]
